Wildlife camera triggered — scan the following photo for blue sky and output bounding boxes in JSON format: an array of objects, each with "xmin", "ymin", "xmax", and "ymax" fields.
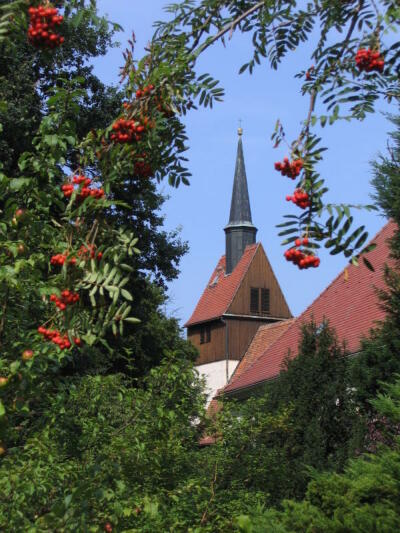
[{"xmin": 93, "ymin": 1, "xmax": 391, "ymax": 325}]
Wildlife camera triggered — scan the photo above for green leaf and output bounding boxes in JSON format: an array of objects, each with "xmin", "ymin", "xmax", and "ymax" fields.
[
  {"xmin": 121, "ymin": 289, "xmax": 133, "ymax": 301},
  {"xmin": 363, "ymin": 256, "xmax": 375, "ymax": 271},
  {"xmin": 125, "ymin": 317, "xmax": 141, "ymax": 324},
  {"xmin": 236, "ymin": 515, "xmax": 253, "ymax": 533},
  {"xmin": 10, "ymin": 178, "xmax": 30, "ymax": 191}
]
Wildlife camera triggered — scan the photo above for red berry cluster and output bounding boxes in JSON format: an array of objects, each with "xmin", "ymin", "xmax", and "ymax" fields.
[
  {"xmin": 136, "ymin": 84, "xmax": 155, "ymax": 98},
  {"xmin": 61, "ymin": 175, "xmax": 104, "ymax": 201},
  {"xmin": 274, "ymin": 157, "xmax": 303, "ymax": 179},
  {"xmin": 135, "ymin": 161, "xmax": 153, "ymax": 178},
  {"xmin": 28, "ymin": 5, "xmax": 64, "ymax": 48},
  {"xmin": 134, "ymin": 154, "xmax": 153, "ymax": 178},
  {"xmin": 50, "ymin": 253, "xmax": 67, "ymax": 266},
  {"xmin": 284, "ymin": 238, "xmax": 320, "ymax": 269},
  {"xmin": 355, "ymin": 49, "xmax": 384, "ymax": 73},
  {"xmin": 286, "ymin": 189, "xmax": 311, "ymax": 209},
  {"xmin": 37, "ymin": 327, "xmax": 81, "ymax": 350},
  {"xmin": 110, "ymin": 118, "xmax": 152, "ymax": 144},
  {"xmin": 50, "ymin": 290, "xmax": 79, "ymax": 311},
  {"xmin": 50, "ymin": 253, "xmax": 78, "ymax": 267},
  {"xmin": 78, "ymin": 244, "xmax": 102, "ymax": 261}
]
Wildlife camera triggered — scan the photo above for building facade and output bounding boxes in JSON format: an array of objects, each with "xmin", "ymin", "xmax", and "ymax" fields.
[{"xmin": 185, "ymin": 129, "xmax": 292, "ymax": 402}]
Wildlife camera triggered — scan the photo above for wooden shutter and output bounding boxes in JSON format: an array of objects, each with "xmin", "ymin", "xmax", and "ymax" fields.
[
  {"xmin": 250, "ymin": 287, "xmax": 259, "ymax": 314},
  {"xmin": 261, "ymin": 288, "xmax": 270, "ymax": 314},
  {"xmin": 200, "ymin": 327, "xmax": 205, "ymax": 344},
  {"xmin": 206, "ymin": 325, "xmax": 211, "ymax": 343}
]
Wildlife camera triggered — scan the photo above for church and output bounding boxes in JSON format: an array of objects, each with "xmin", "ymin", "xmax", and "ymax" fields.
[
  {"xmin": 185, "ymin": 128, "xmax": 292, "ymax": 402},
  {"xmin": 185, "ymin": 129, "xmax": 395, "ymax": 406}
]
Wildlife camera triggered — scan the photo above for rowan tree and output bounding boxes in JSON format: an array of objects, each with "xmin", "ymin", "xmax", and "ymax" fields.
[{"xmin": 148, "ymin": 0, "xmax": 400, "ymax": 269}]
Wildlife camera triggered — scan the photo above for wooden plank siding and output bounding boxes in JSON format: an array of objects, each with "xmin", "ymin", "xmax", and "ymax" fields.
[
  {"xmin": 188, "ymin": 243, "xmax": 292, "ymax": 367},
  {"xmin": 228, "ymin": 245, "xmax": 292, "ymax": 319},
  {"xmin": 226, "ymin": 318, "xmax": 269, "ymax": 360},
  {"xmin": 187, "ymin": 320, "xmax": 225, "ymax": 365}
]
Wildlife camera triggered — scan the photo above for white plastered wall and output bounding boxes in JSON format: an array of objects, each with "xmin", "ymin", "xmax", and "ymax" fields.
[{"xmin": 196, "ymin": 359, "xmax": 239, "ymax": 405}]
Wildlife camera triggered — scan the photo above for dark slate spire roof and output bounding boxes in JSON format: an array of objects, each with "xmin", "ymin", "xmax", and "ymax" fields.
[
  {"xmin": 226, "ymin": 129, "xmax": 255, "ymax": 229},
  {"xmin": 224, "ymin": 129, "xmax": 257, "ymax": 274}
]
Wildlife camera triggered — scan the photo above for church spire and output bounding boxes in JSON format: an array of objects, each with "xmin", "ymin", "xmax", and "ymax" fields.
[{"xmin": 224, "ymin": 128, "xmax": 257, "ymax": 274}]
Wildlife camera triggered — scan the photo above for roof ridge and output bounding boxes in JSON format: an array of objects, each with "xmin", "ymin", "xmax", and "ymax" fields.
[
  {"xmin": 257, "ymin": 318, "xmax": 296, "ymax": 331},
  {"xmin": 184, "ymin": 243, "xmax": 260, "ymax": 327},
  {"xmin": 224, "ymin": 243, "xmax": 260, "ymax": 312},
  {"xmin": 183, "ymin": 256, "xmax": 224, "ymax": 327}
]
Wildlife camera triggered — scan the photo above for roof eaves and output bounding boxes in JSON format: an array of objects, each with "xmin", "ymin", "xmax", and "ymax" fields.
[{"xmin": 223, "ymin": 349, "xmax": 364, "ymax": 397}]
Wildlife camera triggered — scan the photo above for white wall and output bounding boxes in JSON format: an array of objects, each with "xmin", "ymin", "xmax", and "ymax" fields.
[{"xmin": 196, "ymin": 359, "xmax": 239, "ymax": 405}]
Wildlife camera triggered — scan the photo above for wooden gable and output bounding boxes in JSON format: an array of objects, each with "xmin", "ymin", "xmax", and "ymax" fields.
[{"xmin": 227, "ymin": 244, "xmax": 291, "ymax": 319}]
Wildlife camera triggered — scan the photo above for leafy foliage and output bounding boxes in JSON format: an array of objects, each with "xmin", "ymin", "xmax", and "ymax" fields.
[
  {"xmin": 351, "ymin": 114, "xmax": 400, "ymax": 405},
  {"xmin": 0, "ymin": 351, "xmax": 206, "ymax": 531},
  {"xmin": 236, "ymin": 378, "xmax": 400, "ymax": 533},
  {"xmin": 2, "ymin": 1, "xmax": 400, "ymax": 531},
  {"xmin": 152, "ymin": 0, "xmax": 400, "ymax": 264}
]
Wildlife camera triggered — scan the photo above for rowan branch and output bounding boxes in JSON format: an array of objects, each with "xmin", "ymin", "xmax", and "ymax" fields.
[
  {"xmin": 293, "ymin": 88, "xmax": 317, "ymax": 152},
  {"xmin": 338, "ymin": 0, "xmax": 364, "ymax": 59},
  {"xmin": 193, "ymin": 1, "xmax": 267, "ymax": 57}
]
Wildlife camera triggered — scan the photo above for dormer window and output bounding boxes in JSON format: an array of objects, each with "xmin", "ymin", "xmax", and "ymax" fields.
[{"xmin": 209, "ymin": 274, "xmax": 219, "ymax": 287}]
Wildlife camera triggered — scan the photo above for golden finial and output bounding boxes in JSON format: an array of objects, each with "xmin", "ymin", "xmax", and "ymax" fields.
[{"xmin": 238, "ymin": 119, "xmax": 243, "ymax": 136}]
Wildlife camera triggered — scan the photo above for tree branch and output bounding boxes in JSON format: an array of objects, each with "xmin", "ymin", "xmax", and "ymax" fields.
[{"xmin": 193, "ymin": 1, "xmax": 267, "ymax": 57}]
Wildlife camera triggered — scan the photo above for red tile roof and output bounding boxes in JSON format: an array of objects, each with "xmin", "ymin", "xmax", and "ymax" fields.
[
  {"xmin": 224, "ymin": 221, "xmax": 396, "ymax": 394},
  {"xmin": 185, "ymin": 243, "xmax": 259, "ymax": 327},
  {"xmin": 199, "ymin": 435, "xmax": 217, "ymax": 446},
  {"xmin": 229, "ymin": 319, "xmax": 295, "ymax": 385}
]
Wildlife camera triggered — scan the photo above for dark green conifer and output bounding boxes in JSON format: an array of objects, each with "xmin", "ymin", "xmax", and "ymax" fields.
[{"xmin": 352, "ymin": 116, "xmax": 400, "ymax": 407}]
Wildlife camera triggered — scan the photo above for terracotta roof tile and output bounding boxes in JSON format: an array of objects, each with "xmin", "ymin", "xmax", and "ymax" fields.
[
  {"xmin": 224, "ymin": 221, "xmax": 396, "ymax": 394},
  {"xmin": 228, "ymin": 319, "xmax": 296, "ymax": 386},
  {"xmin": 185, "ymin": 243, "xmax": 259, "ymax": 326},
  {"xmin": 199, "ymin": 435, "xmax": 217, "ymax": 446}
]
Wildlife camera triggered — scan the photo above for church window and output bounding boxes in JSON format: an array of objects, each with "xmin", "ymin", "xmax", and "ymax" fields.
[
  {"xmin": 261, "ymin": 288, "xmax": 270, "ymax": 314},
  {"xmin": 200, "ymin": 324, "xmax": 211, "ymax": 344},
  {"xmin": 250, "ymin": 287, "xmax": 259, "ymax": 314}
]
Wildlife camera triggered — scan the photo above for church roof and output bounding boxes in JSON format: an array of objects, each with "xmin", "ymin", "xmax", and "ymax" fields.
[
  {"xmin": 228, "ymin": 319, "xmax": 296, "ymax": 386},
  {"xmin": 224, "ymin": 221, "xmax": 396, "ymax": 395},
  {"xmin": 185, "ymin": 243, "xmax": 259, "ymax": 327},
  {"xmin": 225, "ymin": 133, "xmax": 255, "ymax": 229}
]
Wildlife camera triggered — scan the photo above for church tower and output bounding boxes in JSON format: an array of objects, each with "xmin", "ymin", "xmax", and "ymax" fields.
[
  {"xmin": 224, "ymin": 127, "xmax": 257, "ymax": 274},
  {"xmin": 185, "ymin": 129, "xmax": 292, "ymax": 403}
]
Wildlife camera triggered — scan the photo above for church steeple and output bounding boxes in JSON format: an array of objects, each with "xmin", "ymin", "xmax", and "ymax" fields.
[{"xmin": 224, "ymin": 128, "xmax": 257, "ymax": 274}]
